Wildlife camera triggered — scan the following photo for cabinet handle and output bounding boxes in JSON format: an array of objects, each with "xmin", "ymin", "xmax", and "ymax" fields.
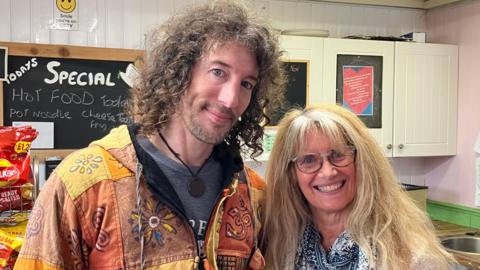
[
  {"xmin": 398, "ymin": 144, "xmax": 404, "ymax": 149},
  {"xmin": 386, "ymin": 144, "xmax": 392, "ymax": 149}
]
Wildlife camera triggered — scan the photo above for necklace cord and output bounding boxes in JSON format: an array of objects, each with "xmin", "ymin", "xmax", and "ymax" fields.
[{"xmin": 157, "ymin": 131, "xmax": 209, "ymax": 179}]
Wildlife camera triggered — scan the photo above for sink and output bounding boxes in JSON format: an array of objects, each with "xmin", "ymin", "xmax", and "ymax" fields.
[{"xmin": 441, "ymin": 235, "xmax": 480, "ymax": 255}]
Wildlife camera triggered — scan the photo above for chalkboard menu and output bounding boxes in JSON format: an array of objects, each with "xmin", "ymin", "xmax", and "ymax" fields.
[
  {"xmin": 267, "ymin": 61, "xmax": 308, "ymax": 126},
  {"xmin": 0, "ymin": 42, "xmax": 143, "ymax": 151}
]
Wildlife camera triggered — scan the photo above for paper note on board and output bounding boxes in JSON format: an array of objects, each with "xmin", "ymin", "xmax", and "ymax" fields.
[
  {"xmin": 12, "ymin": 121, "xmax": 54, "ymax": 149},
  {"xmin": 119, "ymin": 64, "xmax": 139, "ymax": 88}
]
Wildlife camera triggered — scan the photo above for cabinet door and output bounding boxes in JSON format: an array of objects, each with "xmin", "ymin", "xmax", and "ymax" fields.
[
  {"xmin": 323, "ymin": 38, "xmax": 395, "ymax": 156},
  {"xmin": 279, "ymin": 35, "xmax": 324, "ymax": 106},
  {"xmin": 394, "ymin": 42, "xmax": 458, "ymax": 156},
  {"xmin": 245, "ymin": 36, "xmax": 324, "ymax": 162}
]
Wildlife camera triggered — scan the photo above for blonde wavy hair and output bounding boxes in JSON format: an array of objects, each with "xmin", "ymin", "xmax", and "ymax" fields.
[{"xmin": 262, "ymin": 104, "xmax": 455, "ymax": 270}]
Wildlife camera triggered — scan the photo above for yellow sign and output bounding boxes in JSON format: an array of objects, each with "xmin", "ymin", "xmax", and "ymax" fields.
[
  {"xmin": 52, "ymin": 0, "xmax": 79, "ymax": 30},
  {"xmin": 56, "ymin": 0, "xmax": 76, "ymax": 13}
]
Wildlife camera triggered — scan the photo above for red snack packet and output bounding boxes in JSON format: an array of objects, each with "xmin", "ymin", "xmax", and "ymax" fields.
[
  {"xmin": 0, "ymin": 214, "xmax": 28, "ymax": 269},
  {"xmin": 0, "ymin": 126, "xmax": 38, "ymax": 188},
  {"xmin": 0, "ymin": 185, "xmax": 33, "ymax": 212},
  {"xmin": 0, "ymin": 250, "xmax": 18, "ymax": 270}
]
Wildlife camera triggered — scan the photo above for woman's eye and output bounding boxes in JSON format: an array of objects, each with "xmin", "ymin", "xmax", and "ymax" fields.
[
  {"xmin": 301, "ymin": 155, "xmax": 317, "ymax": 164},
  {"xmin": 241, "ymin": 81, "xmax": 254, "ymax": 90},
  {"xmin": 331, "ymin": 151, "xmax": 346, "ymax": 161}
]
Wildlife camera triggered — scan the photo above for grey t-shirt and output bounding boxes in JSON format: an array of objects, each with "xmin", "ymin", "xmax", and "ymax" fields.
[{"xmin": 137, "ymin": 136, "xmax": 223, "ymax": 258}]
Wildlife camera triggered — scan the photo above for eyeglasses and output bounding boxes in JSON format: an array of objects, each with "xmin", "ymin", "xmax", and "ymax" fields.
[{"xmin": 291, "ymin": 147, "xmax": 356, "ymax": 174}]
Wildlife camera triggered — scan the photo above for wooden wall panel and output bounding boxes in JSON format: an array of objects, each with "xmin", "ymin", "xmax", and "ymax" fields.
[
  {"xmin": 105, "ymin": 0, "xmax": 124, "ymax": 48},
  {"xmin": 157, "ymin": 0, "xmax": 174, "ymax": 26},
  {"xmin": 335, "ymin": 4, "xmax": 353, "ymax": 37},
  {"xmin": 140, "ymin": 0, "xmax": 159, "ymax": 48},
  {"xmin": 70, "ymin": 0, "xmax": 94, "ymax": 46},
  {"xmin": 90, "ymin": 0, "xmax": 106, "ymax": 47},
  {"xmin": 50, "ymin": 29, "xmax": 69, "ymax": 45},
  {"xmin": 124, "ymin": 1, "xmax": 142, "ymax": 49},
  {"xmin": 0, "ymin": 0, "xmax": 427, "ymax": 48},
  {"xmin": 293, "ymin": 2, "xmax": 313, "ymax": 29},
  {"xmin": 0, "ymin": 0, "xmax": 11, "ymax": 40},
  {"xmin": 10, "ymin": 0, "xmax": 30, "ymax": 42},
  {"xmin": 30, "ymin": 0, "xmax": 50, "ymax": 44}
]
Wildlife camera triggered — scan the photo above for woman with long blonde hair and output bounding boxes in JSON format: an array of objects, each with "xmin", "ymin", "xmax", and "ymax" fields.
[{"xmin": 262, "ymin": 104, "xmax": 455, "ymax": 269}]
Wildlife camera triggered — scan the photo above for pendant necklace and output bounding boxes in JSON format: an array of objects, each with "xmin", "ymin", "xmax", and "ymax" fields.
[{"xmin": 158, "ymin": 132, "xmax": 206, "ymax": 197}]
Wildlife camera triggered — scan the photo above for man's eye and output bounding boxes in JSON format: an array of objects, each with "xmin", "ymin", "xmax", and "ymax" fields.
[
  {"xmin": 241, "ymin": 81, "xmax": 255, "ymax": 90},
  {"xmin": 212, "ymin": 68, "xmax": 225, "ymax": 77}
]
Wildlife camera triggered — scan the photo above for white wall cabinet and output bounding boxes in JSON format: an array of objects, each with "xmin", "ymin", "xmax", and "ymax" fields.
[
  {"xmin": 322, "ymin": 38, "xmax": 458, "ymax": 157},
  {"xmin": 393, "ymin": 42, "xmax": 458, "ymax": 156},
  {"xmin": 275, "ymin": 37, "xmax": 457, "ymax": 157}
]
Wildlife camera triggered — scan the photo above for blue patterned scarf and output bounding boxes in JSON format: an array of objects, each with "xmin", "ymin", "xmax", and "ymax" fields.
[{"xmin": 295, "ymin": 223, "xmax": 371, "ymax": 270}]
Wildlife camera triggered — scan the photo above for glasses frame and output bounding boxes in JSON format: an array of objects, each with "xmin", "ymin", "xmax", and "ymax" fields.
[{"xmin": 291, "ymin": 146, "xmax": 356, "ymax": 174}]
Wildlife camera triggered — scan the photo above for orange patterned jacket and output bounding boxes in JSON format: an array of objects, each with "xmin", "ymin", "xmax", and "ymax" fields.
[{"xmin": 14, "ymin": 125, "xmax": 266, "ymax": 270}]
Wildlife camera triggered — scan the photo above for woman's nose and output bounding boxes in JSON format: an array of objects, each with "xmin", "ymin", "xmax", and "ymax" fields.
[{"xmin": 316, "ymin": 158, "xmax": 338, "ymax": 178}]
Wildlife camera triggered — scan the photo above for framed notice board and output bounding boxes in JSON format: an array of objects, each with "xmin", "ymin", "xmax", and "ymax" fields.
[
  {"xmin": 0, "ymin": 42, "xmax": 143, "ymax": 158},
  {"xmin": 267, "ymin": 60, "xmax": 309, "ymax": 126},
  {"xmin": 336, "ymin": 54, "xmax": 382, "ymax": 128}
]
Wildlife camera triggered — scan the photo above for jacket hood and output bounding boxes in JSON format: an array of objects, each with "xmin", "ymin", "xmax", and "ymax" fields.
[
  {"xmin": 88, "ymin": 125, "xmax": 139, "ymax": 173},
  {"xmin": 89, "ymin": 124, "xmax": 245, "ymax": 184}
]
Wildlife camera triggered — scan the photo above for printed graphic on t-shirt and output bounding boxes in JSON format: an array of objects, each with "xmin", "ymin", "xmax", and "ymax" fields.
[{"xmin": 190, "ymin": 219, "xmax": 208, "ymax": 258}]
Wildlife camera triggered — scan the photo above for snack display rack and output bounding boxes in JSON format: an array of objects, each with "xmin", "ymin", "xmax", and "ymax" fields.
[
  {"xmin": 0, "ymin": 138, "xmax": 39, "ymax": 269},
  {"xmin": 0, "ymin": 156, "xmax": 38, "ymax": 221}
]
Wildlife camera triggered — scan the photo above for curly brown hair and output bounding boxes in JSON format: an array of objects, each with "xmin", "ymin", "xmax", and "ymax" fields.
[{"xmin": 127, "ymin": 0, "xmax": 285, "ymax": 159}]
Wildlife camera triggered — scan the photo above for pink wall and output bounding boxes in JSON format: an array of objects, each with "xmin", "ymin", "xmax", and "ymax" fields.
[{"xmin": 425, "ymin": 1, "xmax": 480, "ymax": 207}]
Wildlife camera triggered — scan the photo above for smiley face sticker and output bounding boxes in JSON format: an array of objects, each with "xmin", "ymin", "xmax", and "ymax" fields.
[{"xmin": 56, "ymin": 0, "xmax": 76, "ymax": 13}]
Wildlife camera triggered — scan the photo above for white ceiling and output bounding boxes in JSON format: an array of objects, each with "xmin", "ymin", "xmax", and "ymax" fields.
[{"xmin": 310, "ymin": 0, "xmax": 462, "ymax": 9}]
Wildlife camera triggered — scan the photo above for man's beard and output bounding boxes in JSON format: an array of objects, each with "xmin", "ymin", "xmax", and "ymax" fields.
[
  {"xmin": 187, "ymin": 120, "xmax": 229, "ymax": 144},
  {"xmin": 183, "ymin": 104, "xmax": 237, "ymax": 145}
]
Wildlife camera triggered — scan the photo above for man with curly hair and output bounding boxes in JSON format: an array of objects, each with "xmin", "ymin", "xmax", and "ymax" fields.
[{"xmin": 15, "ymin": 1, "xmax": 285, "ymax": 270}]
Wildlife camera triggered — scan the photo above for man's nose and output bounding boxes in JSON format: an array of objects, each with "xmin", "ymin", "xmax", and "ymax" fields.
[{"xmin": 217, "ymin": 81, "xmax": 240, "ymax": 109}]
